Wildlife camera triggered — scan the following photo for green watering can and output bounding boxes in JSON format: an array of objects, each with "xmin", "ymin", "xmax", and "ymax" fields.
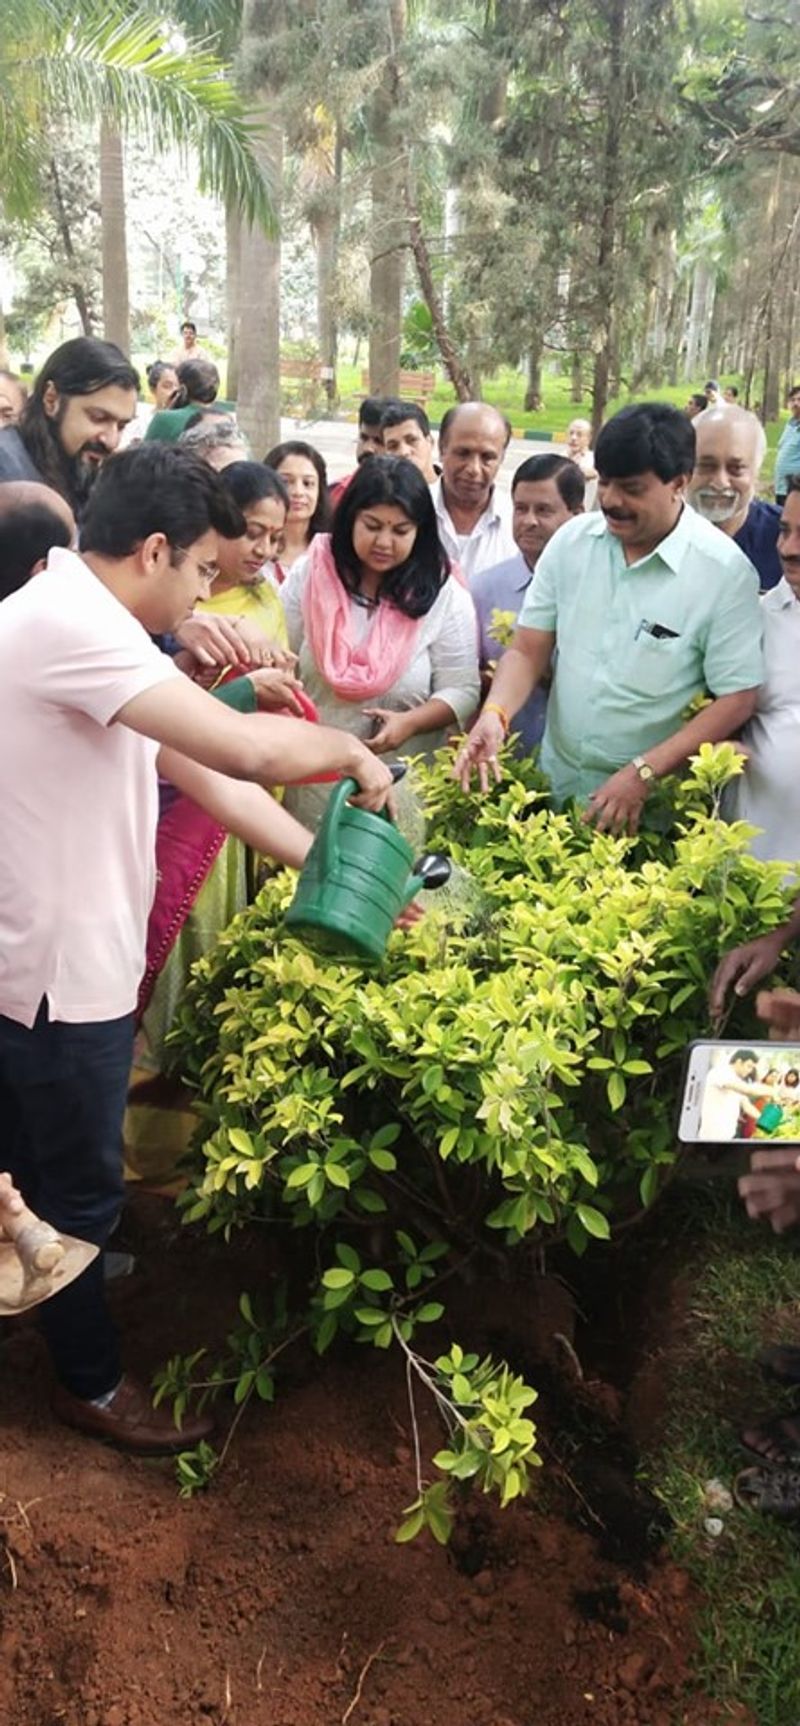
[{"xmin": 285, "ymin": 769, "xmax": 450, "ymax": 962}]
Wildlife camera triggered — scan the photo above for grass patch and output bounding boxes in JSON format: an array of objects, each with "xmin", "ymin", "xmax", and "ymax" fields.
[{"xmin": 644, "ymin": 1189, "xmax": 800, "ymax": 1724}]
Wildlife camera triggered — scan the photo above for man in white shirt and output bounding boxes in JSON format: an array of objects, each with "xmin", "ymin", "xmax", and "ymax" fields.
[
  {"xmin": 699, "ymin": 1051, "xmax": 766, "ymax": 1140},
  {"xmin": 728, "ymin": 477, "xmax": 800, "ymax": 862},
  {"xmin": 431, "ymin": 402, "xmax": 516, "ymax": 583},
  {"xmin": 0, "ymin": 444, "xmax": 393, "ymax": 1453}
]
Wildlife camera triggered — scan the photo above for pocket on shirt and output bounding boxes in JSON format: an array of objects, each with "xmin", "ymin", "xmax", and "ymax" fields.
[{"xmin": 623, "ymin": 635, "xmax": 686, "ymax": 697}]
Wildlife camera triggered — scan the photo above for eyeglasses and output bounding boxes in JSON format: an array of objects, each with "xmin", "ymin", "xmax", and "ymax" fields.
[{"xmin": 170, "ymin": 547, "xmax": 219, "ymax": 585}]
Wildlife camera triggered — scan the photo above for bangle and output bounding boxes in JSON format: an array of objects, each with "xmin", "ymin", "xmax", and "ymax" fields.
[{"xmin": 484, "ymin": 701, "xmax": 510, "ymax": 735}]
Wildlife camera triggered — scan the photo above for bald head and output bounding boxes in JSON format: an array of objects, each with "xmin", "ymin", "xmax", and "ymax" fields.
[
  {"xmin": 439, "ymin": 402, "xmax": 511, "ymax": 518},
  {"xmin": 689, "ymin": 405, "xmax": 766, "ymax": 535},
  {"xmin": 0, "ymin": 480, "xmax": 76, "ymax": 601}
]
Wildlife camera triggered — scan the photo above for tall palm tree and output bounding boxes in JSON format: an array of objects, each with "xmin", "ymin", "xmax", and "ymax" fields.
[{"xmin": 1, "ymin": 0, "xmax": 275, "ymax": 355}]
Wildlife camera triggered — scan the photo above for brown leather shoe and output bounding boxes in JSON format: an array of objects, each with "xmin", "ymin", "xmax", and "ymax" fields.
[{"xmin": 52, "ymin": 1373, "xmax": 214, "ymax": 1455}]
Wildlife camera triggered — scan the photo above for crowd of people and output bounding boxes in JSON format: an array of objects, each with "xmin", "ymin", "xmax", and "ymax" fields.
[{"xmin": 2, "ymin": 331, "xmax": 800, "ymax": 1504}]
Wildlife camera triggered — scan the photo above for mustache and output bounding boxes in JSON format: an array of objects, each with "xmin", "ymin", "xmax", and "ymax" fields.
[
  {"xmin": 603, "ymin": 508, "xmax": 634, "ymax": 522},
  {"xmin": 78, "ymin": 443, "xmax": 109, "ymax": 461}
]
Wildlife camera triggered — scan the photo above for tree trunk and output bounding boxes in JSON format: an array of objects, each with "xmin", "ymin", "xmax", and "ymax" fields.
[
  {"xmin": 403, "ymin": 158, "xmax": 472, "ymax": 400},
  {"xmin": 236, "ymin": 0, "xmax": 283, "ymax": 456},
  {"xmin": 762, "ymin": 160, "xmax": 784, "ymax": 424},
  {"xmin": 100, "ymin": 121, "xmax": 130, "ymax": 353},
  {"xmin": 590, "ymin": 0, "xmax": 625, "ymax": 439},
  {"xmin": 49, "ymin": 156, "xmax": 94, "ymax": 337},
  {"xmin": 524, "ymin": 341, "xmax": 543, "ymax": 412},
  {"xmin": 684, "ymin": 257, "xmax": 716, "ymax": 380},
  {"xmin": 225, "ymin": 200, "xmax": 242, "ymax": 402},
  {"xmin": 368, "ymin": 0, "xmax": 407, "ymax": 396},
  {"xmin": 0, "ymin": 303, "xmax": 7, "ymax": 369},
  {"xmin": 570, "ymin": 352, "xmax": 583, "ymax": 403}
]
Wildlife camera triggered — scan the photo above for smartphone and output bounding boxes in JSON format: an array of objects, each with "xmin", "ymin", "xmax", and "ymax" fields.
[{"xmin": 679, "ymin": 1040, "xmax": 800, "ymax": 1144}]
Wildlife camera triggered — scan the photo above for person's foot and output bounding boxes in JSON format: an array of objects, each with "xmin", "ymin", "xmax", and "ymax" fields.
[
  {"xmin": 740, "ymin": 1411, "xmax": 800, "ymax": 1469},
  {"xmin": 52, "ymin": 1373, "xmax": 213, "ymax": 1455}
]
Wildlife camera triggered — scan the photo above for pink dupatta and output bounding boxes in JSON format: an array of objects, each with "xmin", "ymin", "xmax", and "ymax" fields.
[{"xmin": 300, "ymin": 534, "xmax": 421, "ymax": 701}]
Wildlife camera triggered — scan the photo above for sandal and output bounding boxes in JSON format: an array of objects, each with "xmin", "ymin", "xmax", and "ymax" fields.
[
  {"xmin": 734, "ymin": 1466, "xmax": 800, "ymax": 1519},
  {"xmin": 756, "ymin": 1344, "xmax": 800, "ymax": 1387},
  {"xmin": 739, "ymin": 1411, "xmax": 800, "ymax": 1469}
]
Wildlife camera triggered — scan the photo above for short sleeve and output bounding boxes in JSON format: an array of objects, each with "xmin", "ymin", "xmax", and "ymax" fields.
[{"xmin": 702, "ymin": 560, "xmax": 764, "ymax": 695}]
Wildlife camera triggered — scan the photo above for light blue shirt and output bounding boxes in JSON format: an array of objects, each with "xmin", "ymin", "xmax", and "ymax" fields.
[
  {"xmin": 471, "ymin": 550, "xmax": 548, "ymax": 753},
  {"xmin": 518, "ymin": 505, "xmax": 763, "ymax": 805},
  {"xmin": 774, "ymin": 416, "xmax": 800, "ymax": 498}
]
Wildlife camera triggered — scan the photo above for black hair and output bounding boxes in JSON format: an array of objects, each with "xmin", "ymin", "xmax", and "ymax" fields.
[
  {"xmin": 595, "ymin": 402, "xmax": 695, "ymax": 483},
  {"xmin": 358, "ymin": 396, "xmax": 388, "ymax": 429},
  {"xmin": 263, "ymin": 439, "xmax": 332, "ymax": 537},
  {"xmin": 784, "ymin": 1068, "xmax": 800, "ymax": 1086},
  {"xmin": 725, "ymin": 385, "xmax": 739, "ymax": 399},
  {"xmin": 789, "ymin": 384, "xmax": 800, "ymax": 398},
  {"xmin": 331, "ymin": 455, "xmax": 450, "ymax": 618},
  {"xmin": 0, "ymin": 500, "xmax": 73, "ymax": 600},
  {"xmin": 439, "ymin": 403, "xmax": 512, "ymax": 450},
  {"xmin": 705, "ymin": 380, "xmax": 719, "ymax": 392},
  {"xmin": 181, "ymin": 321, "xmax": 197, "ymax": 335},
  {"xmin": 381, "ymin": 401, "xmax": 431, "ymax": 437},
  {"xmin": 512, "ymin": 453, "xmax": 585, "ymax": 510},
  {"xmin": 175, "ymin": 357, "xmax": 220, "ymax": 406},
  {"xmin": 218, "ymin": 459, "xmax": 289, "ymax": 514},
  {"xmin": 732, "ymin": 1050, "xmax": 757, "ymax": 1065},
  {"xmin": 688, "ymin": 393, "xmax": 708, "ymax": 411},
  {"xmin": 785, "ymin": 475, "xmax": 800, "ymax": 497},
  {"xmin": 80, "ymin": 443, "xmax": 245, "ymax": 557},
  {"xmin": 18, "ymin": 337, "xmax": 140, "ymax": 505},
  {"xmin": 146, "ymin": 359, "xmax": 178, "ymax": 394}
]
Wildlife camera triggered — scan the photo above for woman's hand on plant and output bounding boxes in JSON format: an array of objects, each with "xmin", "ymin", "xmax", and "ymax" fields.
[
  {"xmin": 583, "ymin": 764, "xmax": 649, "ymax": 834},
  {"xmin": 452, "ymin": 711, "xmax": 505, "ymax": 793},
  {"xmin": 363, "ymin": 708, "xmax": 412, "ymax": 754},
  {"xmin": 248, "ymin": 669, "xmax": 307, "ymax": 714},
  {"xmin": 709, "ymin": 931, "xmax": 785, "ymax": 1024}
]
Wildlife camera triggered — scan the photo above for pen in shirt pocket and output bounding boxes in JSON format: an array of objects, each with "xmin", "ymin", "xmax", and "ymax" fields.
[{"xmin": 635, "ymin": 618, "xmax": 680, "ymax": 641}]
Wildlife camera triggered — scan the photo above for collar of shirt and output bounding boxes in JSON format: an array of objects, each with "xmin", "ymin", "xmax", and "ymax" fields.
[
  {"xmin": 763, "ymin": 575, "xmax": 798, "ymax": 612},
  {"xmin": 432, "ymin": 476, "xmax": 507, "ymax": 537},
  {"xmin": 585, "ymin": 501, "xmax": 692, "ymax": 573}
]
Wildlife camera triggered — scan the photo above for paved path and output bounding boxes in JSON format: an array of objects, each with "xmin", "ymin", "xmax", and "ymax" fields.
[{"xmin": 277, "ymin": 413, "xmax": 567, "ymax": 492}]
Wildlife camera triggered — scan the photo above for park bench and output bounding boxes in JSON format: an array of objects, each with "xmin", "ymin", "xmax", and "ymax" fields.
[{"xmin": 360, "ymin": 368, "xmax": 436, "ymax": 405}]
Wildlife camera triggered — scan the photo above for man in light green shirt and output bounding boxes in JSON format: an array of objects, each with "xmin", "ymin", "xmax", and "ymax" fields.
[{"xmin": 456, "ymin": 402, "xmax": 763, "ymax": 833}]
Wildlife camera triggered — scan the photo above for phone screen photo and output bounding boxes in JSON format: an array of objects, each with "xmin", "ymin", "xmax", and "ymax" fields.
[{"xmin": 679, "ymin": 1040, "xmax": 800, "ymax": 1145}]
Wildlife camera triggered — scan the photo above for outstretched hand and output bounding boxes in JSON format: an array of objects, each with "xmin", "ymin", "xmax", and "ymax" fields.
[
  {"xmin": 708, "ymin": 931, "xmax": 785, "ymax": 1025},
  {"xmin": 452, "ymin": 710, "xmax": 505, "ymax": 794}
]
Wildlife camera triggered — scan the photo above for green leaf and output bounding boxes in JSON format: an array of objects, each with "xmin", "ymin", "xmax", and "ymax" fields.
[
  {"xmin": 228, "ymin": 1126, "xmax": 253, "ymax": 1156},
  {"xmin": 607, "ymin": 1070, "xmax": 626, "ymax": 1111},
  {"xmin": 286, "ymin": 1163, "xmax": 316, "ymax": 1189},
  {"xmin": 325, "ymin": 1162, "xmax": 351, "ymax": 1190},
  {"xmin": 353, "ymin": 1187, "xmax": 387, "ymax": 1214},
  {"xmin": 369, "ymin": 1147, "xmax": 398, "ymax": 1172},
  {"xmin": 576, "ymin": 1204, "xmax": 610, "ymax": 1240},
  {"xmin": 255, "ymin": 1367, "xmax": 274, "ymax": 1401},
  {"xmin": 238, "ymin": 1291, "xmax": 255, "ymax": 1327},
  {"xmin": 321, "ymin": 1267, "xmax": 354, "ymax": 1290},
  {"xmin": 415, "ymin": 1302, "xmax": 444, "ymax": 1323},
  {"xmin": 314, "ymin": 1312, "xmax": 337, "ymax": 1354},
  {"xmin": 336, "ymin": 1243, "xmax": 361, "ymax": 1274},
  {"xmin": 360, "ymin": 1268, "xmax": 393, "ymax": 1292},
  {"xmin": 395, "ymin": 1508, "xmax": 425, "ymax": 1543},
  {"xmin": 370, "ymin": 1122, "xmax": 401, "ymax": 1149},
  {"xmin": 451, "ymin": 1372, "xmax": 472, "ymax": 1404},
  {"xmin": 354, "ymin": 1307, "xmax": 386, "ymax": 1326}
]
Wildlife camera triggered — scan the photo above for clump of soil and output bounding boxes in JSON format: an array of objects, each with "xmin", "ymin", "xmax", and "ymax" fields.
[{"xmin": 0, "ymin": 1192, "xmax": 710, "ymax": 1726}]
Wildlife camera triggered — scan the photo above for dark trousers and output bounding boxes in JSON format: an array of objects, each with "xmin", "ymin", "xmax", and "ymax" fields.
[{"xmin": 0, "ymin": 1002, "xmax": 135, "ymax": 1399}]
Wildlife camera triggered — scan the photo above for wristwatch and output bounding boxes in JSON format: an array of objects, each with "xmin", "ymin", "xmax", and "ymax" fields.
[{"xmin": 631, "ymin": 754, "xmax": 656, "ymax": 783}]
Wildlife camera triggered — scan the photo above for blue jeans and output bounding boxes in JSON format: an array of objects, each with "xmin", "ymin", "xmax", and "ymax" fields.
[{"xmin": 0, "ymin": 1002, "xmax": 135, "ymax": 1399}]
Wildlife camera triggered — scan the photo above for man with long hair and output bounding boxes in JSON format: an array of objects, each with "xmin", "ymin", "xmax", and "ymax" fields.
[{"xmin": 0, "ymin": 337, "xmax": 139, "ymax": 513}]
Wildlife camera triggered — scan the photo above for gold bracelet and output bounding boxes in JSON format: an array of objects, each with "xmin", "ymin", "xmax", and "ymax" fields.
[{"xmin": 484, "ymin": 701, "xmax": 510, "ymax": 735}]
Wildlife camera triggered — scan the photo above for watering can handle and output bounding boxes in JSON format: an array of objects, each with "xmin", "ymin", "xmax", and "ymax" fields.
[{"xmin": 317, "ymin": 761, "xmax": 408, "ymax": 880}]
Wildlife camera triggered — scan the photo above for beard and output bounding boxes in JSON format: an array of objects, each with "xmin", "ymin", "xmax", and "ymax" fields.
[
  {"xmin": 693, "ymin": 488, "xmax": 743, "ymax": 526},
  {"xmin": 65, "ymin": 445, "xmax": 107, "ymax": 511}
]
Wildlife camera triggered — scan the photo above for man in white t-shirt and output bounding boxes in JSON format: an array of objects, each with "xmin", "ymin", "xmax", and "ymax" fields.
[
  {"xmin": 431, "ymin": 403, "xmax": 516, "ymax": 584},
  {"xmin": 699, "ymin": 1051, "xmax": 767, "ymax": 1140},
  {"xmin": 0, "ymin": 444, "xmax": 394, "ymax": 1454}
]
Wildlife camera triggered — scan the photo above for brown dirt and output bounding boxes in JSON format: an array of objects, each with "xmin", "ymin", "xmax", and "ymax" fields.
[{"xmin": 0, "ymin": 1193, "xmax": 714, "ymax": 1726}]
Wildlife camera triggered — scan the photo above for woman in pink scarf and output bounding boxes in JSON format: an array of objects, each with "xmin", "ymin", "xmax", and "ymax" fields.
[{"xmin": 281, "ymin": 456, "xmax": 480, "ymax": 830}]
